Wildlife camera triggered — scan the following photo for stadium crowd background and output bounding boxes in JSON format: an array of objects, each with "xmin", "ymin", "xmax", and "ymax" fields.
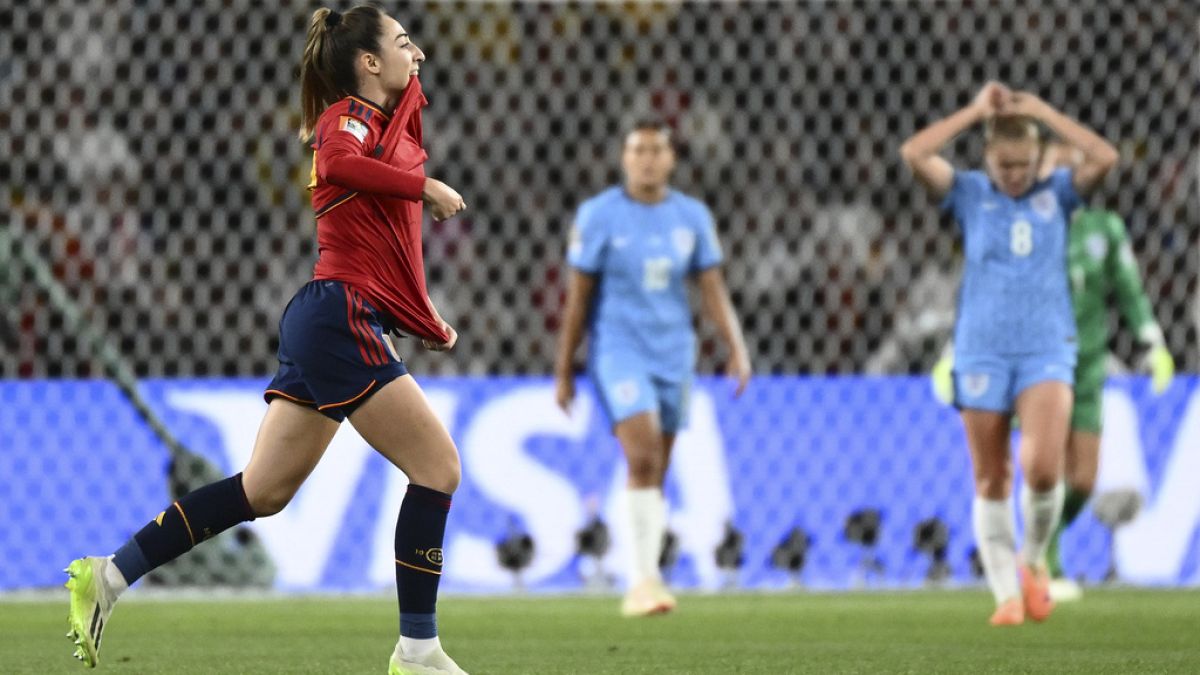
[{"xmin": 2, "ymin": 0, "xmax": 1196, "ymax": 381}]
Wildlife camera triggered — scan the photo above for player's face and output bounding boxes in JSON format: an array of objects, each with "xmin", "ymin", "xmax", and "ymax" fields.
[
  {"xmin": 375, "ymin": 17, "xmax": 424, "ymax": 94},
  {"xmin": 985, "ymin": 138, "xmax": 1040, "ymax": 197},
  {"xmin": 622, "ymin": 130, "xmax": 675, "ymax": 191}
]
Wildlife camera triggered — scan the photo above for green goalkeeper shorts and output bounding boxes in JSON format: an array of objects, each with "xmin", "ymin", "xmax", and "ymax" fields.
[{"xmin": 1071, "ymin": 351, "xmax": 1106, "ymax": 434}]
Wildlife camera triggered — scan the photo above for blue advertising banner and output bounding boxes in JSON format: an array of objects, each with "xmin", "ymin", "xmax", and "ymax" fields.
[{"xmin": 2, "ymin": 376, "xmax": 1197, "ymax": 592}]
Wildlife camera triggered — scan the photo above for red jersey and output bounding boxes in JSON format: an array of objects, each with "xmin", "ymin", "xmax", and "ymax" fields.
[{"xmin": 308, "ymin": 77, "xmax": 448, "ymax": 343}]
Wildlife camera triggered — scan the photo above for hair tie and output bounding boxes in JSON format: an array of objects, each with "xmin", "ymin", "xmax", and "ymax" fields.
[{"xmin": 325, "ymin": 10, "xmax": 342, "ymax": 29}]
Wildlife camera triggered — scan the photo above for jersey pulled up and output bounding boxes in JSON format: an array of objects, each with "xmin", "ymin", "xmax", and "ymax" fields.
[{"xmin": 308, "ymin": 78, "xmax": 448, "ymax": 343}]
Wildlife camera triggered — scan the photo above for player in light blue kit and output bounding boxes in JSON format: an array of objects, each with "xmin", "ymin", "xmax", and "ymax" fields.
[
  {"xmin": 901, "ymin": 82, "xmax": 1117, "ymax": 626},
  {"xmin": 555, "ymin": 119, "xmax": 751, "ymax": 617}
]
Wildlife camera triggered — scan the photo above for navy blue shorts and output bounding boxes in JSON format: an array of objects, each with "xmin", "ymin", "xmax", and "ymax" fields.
[{"xmin": 265, "ymin": 280, "xmax": 408, "ymax": 422}]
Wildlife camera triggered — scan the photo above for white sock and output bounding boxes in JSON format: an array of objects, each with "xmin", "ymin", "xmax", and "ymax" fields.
[
  {"xmin": 1021, "ymin": 481, "xmax": 1065, "ymax": 568},
  {"xmin": 398, "ymin": 635, "xmax": 440, "ymax": 659},
  {"xmin": 626, "ymin": 487, "xmax": 665, "ymax": 585},
  {"xmin": 103, "ymin": 555, "xmax": 129, "ymax": 599},
  {"xmin": 972, "ymin": 496, "xmax": 1019, "ymax": 605}
]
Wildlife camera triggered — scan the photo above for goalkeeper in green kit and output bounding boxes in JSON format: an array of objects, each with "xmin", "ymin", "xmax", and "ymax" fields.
[{"xmin": 931, "ymin": 140, "xmax": 1175, "ymax": 600}]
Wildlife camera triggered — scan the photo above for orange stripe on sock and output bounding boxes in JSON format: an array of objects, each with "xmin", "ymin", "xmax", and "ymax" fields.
[
  {"xmin": 317, "ymin": 379, "xmax": 377, "ymax": 411},
  {"xmin": 395, "ymin": 559, "xmax": 442, "ymax": 576},
  {"xmin": 174, "ymin": 501, "xmax": 196, "ymax": 547}
]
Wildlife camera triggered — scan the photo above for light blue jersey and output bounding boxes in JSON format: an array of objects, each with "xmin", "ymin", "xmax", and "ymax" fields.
[
  {"xmin": 943, "ymin": 168, "xmax": 1080, "ymax": 358},
  {"xmin": 569, "ymin": 186, "xmax": 722, "ymax": 378}
]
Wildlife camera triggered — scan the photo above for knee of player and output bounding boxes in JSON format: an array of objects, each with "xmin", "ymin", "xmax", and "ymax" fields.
[
  {"xmin": 1068, "ymin": 475, "xmax": 1095, "ymax": 496},
  {"xmin": 973, "ymin": 472, "xmax": 1011, "ymax": 500},
  {"xmin": 1065, "ymin": 462, "xmax": 1097, "ymax": 494},
  {"xmin": 626, "ymin": 454, "xmax": 662, "ymax": 484},
  {"xmin": 439, "ymin": 455, "xmax": 462, "ymax": 494},
  {"xmin": 1024, "ymin": 467, "xmax": 1059, "ymax": 493},
  {"xmin": 420, "ymin": 454, "xmax": 462, "ymax": 495},
  {"xmin": 245, "ymin": 486, "xmax": 294, "ymax": 517}
]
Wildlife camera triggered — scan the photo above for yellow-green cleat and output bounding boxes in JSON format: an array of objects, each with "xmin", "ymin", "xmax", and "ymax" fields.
[{"xmin": 65, "ymin": 557, "xmax": 118, "ymax": 668}]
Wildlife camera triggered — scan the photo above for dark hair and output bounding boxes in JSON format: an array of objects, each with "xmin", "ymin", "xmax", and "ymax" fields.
[
  {"xmin": 298, "ymin": 5, "xmax": 386, "ymax": 139},
  {"xmin": 626, "ymin": 117, "xmax": 673, "ymax": 142},
  {"xmin": 985, "ymin": 115, "xmax": 1040, "ymax": 145}
]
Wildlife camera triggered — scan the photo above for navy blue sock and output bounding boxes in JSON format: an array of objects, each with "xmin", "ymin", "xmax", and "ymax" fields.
[
  {"xmin": 111, "ymin": 473, "xmax": 256, "ymax": 585},
  {"xmin": 111, "ymin": 538, "xmax": 150, "ymax": 584},
  {"xmin": 395, "ymin": 484, "xmax": 452, "ymax": 639}
]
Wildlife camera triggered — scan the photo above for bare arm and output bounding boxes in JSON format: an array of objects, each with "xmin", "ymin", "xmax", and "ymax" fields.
[
  {"xmin": 696, "ymin": 267, "xmax": 751, "ymax": 396},
  {"xmin": 554, "ymin": 269, "xmax": 597, "ymax": 413},
  {"xmin": 900, "ymin": 82, "xmax": 1007, "ymax": 198},
  {"xmin": 1005, "ymin": 92, "xmax": 1118, "ymax": 194}
]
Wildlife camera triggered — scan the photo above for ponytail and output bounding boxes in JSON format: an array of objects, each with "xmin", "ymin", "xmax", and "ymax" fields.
[{"xmin": 298, "ymin": 5, "xmax": 385, "ymax": 140}]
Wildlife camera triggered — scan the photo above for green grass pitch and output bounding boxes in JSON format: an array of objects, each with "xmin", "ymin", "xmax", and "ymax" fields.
[{"xmin": 3, "ymin": 589, "xmax": 1198, "ymax": 673}]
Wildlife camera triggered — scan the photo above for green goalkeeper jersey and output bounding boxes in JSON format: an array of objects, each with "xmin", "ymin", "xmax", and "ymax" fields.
[{"xmin": 1068, "ymin": 209, "xmax": 1161, "ymax": 357}]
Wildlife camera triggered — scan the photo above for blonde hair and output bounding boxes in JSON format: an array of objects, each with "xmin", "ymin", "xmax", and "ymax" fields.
[
  {"xmin": 984, "ymin": 115, "xmax": 1040, "ymax": 146},
  {"xmin": 298, "ymin": 6, "xmax": 385, "ymax": 140}
]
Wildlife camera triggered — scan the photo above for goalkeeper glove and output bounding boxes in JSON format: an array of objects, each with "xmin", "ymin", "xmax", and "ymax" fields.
[
  {"xmin": 1143, "ymin": 344, "xmax": 1175, "ymax": 395},
  {"xmin": 931, "ymin": 353, "xmax": 954, "ymax": 405}
]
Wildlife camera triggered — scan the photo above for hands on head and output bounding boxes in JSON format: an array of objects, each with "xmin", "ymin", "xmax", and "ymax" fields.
[
  {"xmin": 974, "ymin": 81, "xmax": 1047, "ymax": 120},
  {"xmin": 972, "ymin": 81, "xmax": 1011, "ymax": 117}
]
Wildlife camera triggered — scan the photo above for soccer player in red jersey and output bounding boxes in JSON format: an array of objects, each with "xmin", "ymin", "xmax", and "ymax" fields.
[{"xmin": 66, "ymin": 7, "xmax": 470, "ymax": 673}]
